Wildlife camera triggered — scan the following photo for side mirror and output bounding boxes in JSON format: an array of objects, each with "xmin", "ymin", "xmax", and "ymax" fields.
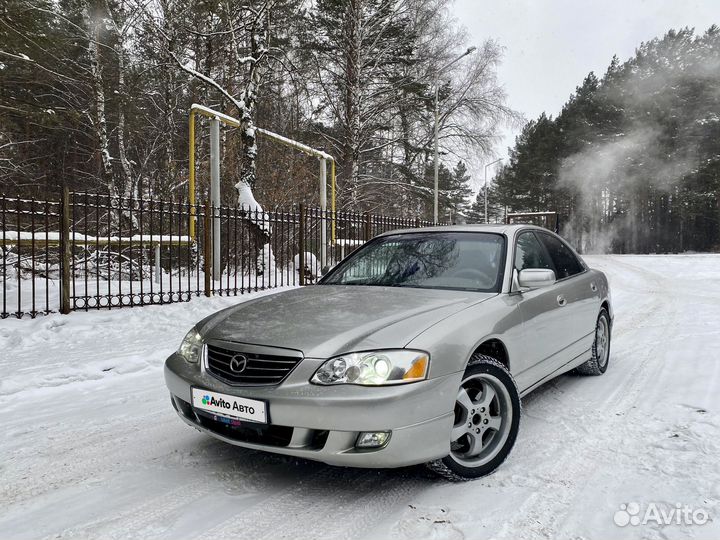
[{"xmin": 518, "ymin": 268, "xmax": 556, "ymax": 289}]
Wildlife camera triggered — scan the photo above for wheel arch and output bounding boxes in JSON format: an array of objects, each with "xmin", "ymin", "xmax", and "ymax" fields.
[
  {"xmin": 469, "ymin": 338, "xmax": 510, "ymax": 371},
  {"xmin": 600, "ymin": 299, "xmax": 613, "ymax": 325}
]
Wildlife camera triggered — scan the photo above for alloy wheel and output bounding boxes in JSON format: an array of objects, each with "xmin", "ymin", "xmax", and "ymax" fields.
[{"xmin": 449, "ymin": 373, "xmax": 513, "ymax": 467}]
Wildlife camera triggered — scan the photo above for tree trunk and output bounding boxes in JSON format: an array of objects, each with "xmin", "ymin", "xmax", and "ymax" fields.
[
  {"xmin": 234, "ymin": 6, "xmax": 272, "ymax": 274},
  {"xmin": 89, "ymin": 15, "xmax": 114, "ymax": 195},
  {"xmin": 105, "ymin": 4, "xmax": 138, "ymax": 232},
  {"xmin": 341, "ymin": 0, "xmax": 362, "ymax": 208}
]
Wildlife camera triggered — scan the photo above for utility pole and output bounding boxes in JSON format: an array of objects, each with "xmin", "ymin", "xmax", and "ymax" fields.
[
  {"xmin": 433, "ymin": 47, "xmax": 476, "ymax": 223},
  {"xmin": 484, "ymin": 158, "xmax": 503, "ymax": 223}
]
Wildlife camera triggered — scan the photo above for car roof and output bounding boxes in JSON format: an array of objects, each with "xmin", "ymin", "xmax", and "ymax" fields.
[{"xmin": 376, "ymin": 223, "xmax": 549, "ymax": 237}]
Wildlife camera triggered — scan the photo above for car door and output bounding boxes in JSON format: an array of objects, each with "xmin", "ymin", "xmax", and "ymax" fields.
[
  {"xmin": 535, "ymin": 231, "xmax": 597, "ymax": 370},
  {"xmin": 512, "ymin": 230, "xmax": 572, "ymax": 390}
]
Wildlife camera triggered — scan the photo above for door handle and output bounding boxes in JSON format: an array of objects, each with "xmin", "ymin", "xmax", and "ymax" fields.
[
  {"xmin": 557, "ymin": 295, "xmax": 567, "ymax": 307},
  {"xmin": 590, "ymin": 282, "xmax": 598, "ymax": 292}
]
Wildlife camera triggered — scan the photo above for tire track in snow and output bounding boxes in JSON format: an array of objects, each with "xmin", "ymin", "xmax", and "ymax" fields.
[
  {"xmin": 1, "ymin": 404, "xmax": 179, "ymax": 506},
  {"xmin": 48, "ymin": 483, "xmax": 216, "ymax": 540},
  {"xmin": 203, "ymin": 466, "xmax": 426, "ymax": 540},
  {"xmin": 282, "ymin": 471, "xmax": 426, "ymax": 540},
  {"xmin": 202, "ymin": 467, "xmax": 363, "ymax": 539}
]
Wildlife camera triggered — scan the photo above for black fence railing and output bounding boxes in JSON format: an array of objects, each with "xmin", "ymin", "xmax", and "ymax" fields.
[{"xmin": 1, "ymin": 191, "xmax": 440, "ymax": 319}]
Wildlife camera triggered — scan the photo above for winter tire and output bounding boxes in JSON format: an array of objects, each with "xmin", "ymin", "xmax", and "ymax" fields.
[
  {"xmin": 576, "ymin": 308, "xmax": 611, "ymax": 376},
  {"xmin": 427, "ymin": 354, "xmax": 521, "ymax": 481}
]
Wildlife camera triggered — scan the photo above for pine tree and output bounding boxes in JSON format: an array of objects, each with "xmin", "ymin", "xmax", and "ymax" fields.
[{"xmin": 447, "ymin": 161, "xmax": 473, "ymax": 221}]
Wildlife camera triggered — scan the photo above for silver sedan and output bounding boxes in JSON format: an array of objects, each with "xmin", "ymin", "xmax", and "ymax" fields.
[{"xmin": 165, "ymin": 224, "xmax": 612, "ymax": 479}]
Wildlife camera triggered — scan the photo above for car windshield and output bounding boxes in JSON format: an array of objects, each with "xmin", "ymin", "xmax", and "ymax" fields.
[{"xmin": 320, "ymin": 232, "xmax": 505, "ymax": 292}]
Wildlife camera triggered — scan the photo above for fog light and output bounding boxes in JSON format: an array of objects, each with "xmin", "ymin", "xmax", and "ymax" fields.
[{"xmin": 356, "ymin": 431, "xmax": 391, "ymax": 449}]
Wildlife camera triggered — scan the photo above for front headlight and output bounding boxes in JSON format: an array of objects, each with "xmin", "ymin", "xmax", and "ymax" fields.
[
  {"xmin": 178, "ymin": 327, "xmax": 203, "ymax": 363},
  {"xmin": 310, "ymin": 350, "xmax": 429, "ymax": 386}
]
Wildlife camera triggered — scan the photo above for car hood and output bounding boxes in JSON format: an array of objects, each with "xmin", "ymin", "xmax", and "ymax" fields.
[{"xmin": 201, "ymin": 285, "xmax": 495, "ymax": 358}]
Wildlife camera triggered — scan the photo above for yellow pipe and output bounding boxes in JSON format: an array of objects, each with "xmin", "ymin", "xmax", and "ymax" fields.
[
  {"xmin": 193, "ymin": 103, "xmax": 240, "ymax": 127},
  {"xmin": 189, "ymin": 110, "xmax": 196, "ymax": 240},
  {"xmin": 188, "ymin": 103, "xmax": 338, "ymax": 242}
]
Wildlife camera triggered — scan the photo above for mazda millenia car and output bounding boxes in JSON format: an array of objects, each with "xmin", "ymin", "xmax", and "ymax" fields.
[{"xmin": 165, "ymin": 224, "xmax": 612, "ymax": 479}]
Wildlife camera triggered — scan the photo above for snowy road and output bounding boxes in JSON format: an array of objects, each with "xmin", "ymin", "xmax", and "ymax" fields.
[{"xmin": 1, "ymin": 255, "xmax": 719, "ymax": 540}]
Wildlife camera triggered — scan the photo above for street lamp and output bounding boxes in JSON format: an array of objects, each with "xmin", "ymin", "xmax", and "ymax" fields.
[
  {"xmin": 433, "ymin": 46, "xmax": 477, "ymax": 223},
  {"xmin": 484, "ymin": 158, "xmax": 503, "ymax": 223}
]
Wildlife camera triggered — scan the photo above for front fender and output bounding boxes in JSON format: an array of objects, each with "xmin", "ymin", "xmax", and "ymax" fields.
[{"xmin": 406, "ymin": 295, "xmax": 523, "ymax": 379}]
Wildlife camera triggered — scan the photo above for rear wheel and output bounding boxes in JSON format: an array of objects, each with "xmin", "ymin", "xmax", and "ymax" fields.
[
  {"xmin": 576, "ymin": 308, "xmax": 611, "ymax": 376},
  {"xmin": 427, "ymin": 355, "xmax": 521, "ymax": 481}
]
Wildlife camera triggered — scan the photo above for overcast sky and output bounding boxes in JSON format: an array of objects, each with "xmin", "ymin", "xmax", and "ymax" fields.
[{"xmin": 453, "ymin": 0, "xmax": 720, "ymax": 176}]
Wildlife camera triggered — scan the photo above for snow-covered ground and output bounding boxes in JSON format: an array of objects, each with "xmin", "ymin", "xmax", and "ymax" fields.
[{"xmin": 1, "ymin": 255, "xmax": 719, "ymax": 540}]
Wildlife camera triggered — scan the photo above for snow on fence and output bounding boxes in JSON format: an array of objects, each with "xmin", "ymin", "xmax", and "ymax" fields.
[
  {"xmin": 3, "ymin": 231, "xmax": 192, "ymax": 246},
  {"xmin": 1, "ymin": 192, "xmax": 438, "ymax": 319}
]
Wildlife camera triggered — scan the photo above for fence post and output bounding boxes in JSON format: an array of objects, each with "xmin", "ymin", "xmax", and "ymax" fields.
[
  {"xmin": 364, "ymin": 212, "xmax": 372, "ymax": 241},
  {"xmin": 154, "ymin": 243, "xmax": 161, "ymax": 284},
  {"xmin": 60, "ymin": 187, "xmax": 71, "ymax": 314},
  {"xmin": 204, "ymin": 200, "xmax": 212, "ymax": 297},
  {"xmin": 414, "ymin": 217, "xmax": 420, "ymax": 228},
  {"xmin": 298, "ymin": 203, "xmax": 306, "ymax": 286}
]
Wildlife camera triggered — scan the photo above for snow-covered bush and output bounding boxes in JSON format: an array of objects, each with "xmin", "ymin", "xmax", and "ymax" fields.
[{"xmin": 293, "ymin": 252, "xmax": 320, "ymax": 283}]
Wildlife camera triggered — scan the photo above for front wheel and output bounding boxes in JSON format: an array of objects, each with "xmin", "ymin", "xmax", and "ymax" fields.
[{"xmin": 427, "ymin": 355, "xmax": 521, "ymax": 481}]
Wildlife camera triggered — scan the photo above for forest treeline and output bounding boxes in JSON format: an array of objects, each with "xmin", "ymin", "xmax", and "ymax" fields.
[
  {"xmin": 477, "ymin": 27, "xmax": 720, "ymax": 253},
  {"xmin": 0, "ymin": 0, "xmax": 516, "ymax": 221}
]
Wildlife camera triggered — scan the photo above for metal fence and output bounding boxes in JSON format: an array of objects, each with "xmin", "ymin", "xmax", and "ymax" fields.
[{"xmin": 1, "ymin": 191, "xmax": 438, "ymax": 319}]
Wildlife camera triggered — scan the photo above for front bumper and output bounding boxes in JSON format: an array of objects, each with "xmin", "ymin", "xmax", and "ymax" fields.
[{"xmin": 165, "ymin": 351, "xmax": 461, "ymax": 468}]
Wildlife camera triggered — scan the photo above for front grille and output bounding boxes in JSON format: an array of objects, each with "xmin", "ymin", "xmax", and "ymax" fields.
[{"xmin": 206, "ymin": 343, "xmax": 302, "ymax": 386}]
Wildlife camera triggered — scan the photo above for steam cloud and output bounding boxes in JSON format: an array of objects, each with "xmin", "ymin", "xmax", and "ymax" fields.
[{"xmin": 556, "ymin": 30, "xmax": 719, "ymax": 254}]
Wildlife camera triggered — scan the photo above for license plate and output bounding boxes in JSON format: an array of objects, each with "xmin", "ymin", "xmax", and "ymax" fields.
[{"xmin": 191, "ymin": 388, "xmax": 267, "ymax": 424}]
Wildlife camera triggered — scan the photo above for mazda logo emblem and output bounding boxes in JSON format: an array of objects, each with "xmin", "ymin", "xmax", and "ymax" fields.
[{"xmin": 229, "ymin": 354, "xmax": 248, "ymax": 373}]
